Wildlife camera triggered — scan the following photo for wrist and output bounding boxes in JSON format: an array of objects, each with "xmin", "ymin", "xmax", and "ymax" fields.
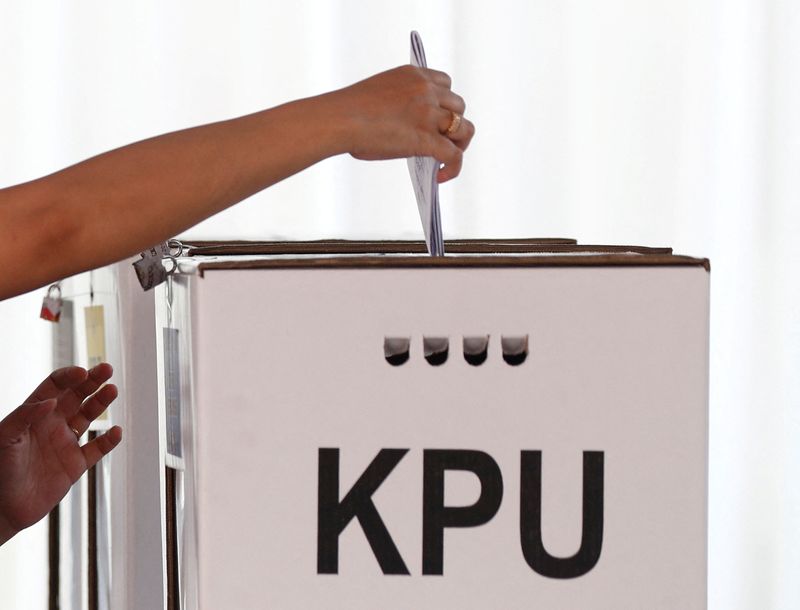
[
  {"xmin": 304, "ymin": 89, "xmax": 360, "ymax": 158},
  {"xmin": 251, "ymin": 91, "xmax": 356, "ymax": 167}
]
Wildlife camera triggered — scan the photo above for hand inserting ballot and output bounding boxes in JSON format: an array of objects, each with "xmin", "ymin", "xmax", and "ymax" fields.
[
  {"xmin": 333, "ymin": 65, "xmax": 475, "ymax": 183},
  {"xmin": 0, "ymin": 364, "xmax": 121, "ymax": 545}
]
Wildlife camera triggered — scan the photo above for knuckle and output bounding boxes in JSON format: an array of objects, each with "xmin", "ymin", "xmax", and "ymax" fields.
[
  {"xmin": 422, "ymin": 79, "xmax": 439, "ymax": 98},
  {"xmin": 466, "ymin": 120, "xmax": 476, "ymax": 138},
  {"xmin": 410, "ymin": 81, "xmax": 433, "ymax": 105},
  {"xmin": 414, "ymin": 104, "xmax": 438, "ymax": 129},
  {"xmin": 398, "ymin": 64, "xmax": 418, "ymax": 77},
  {"xmin": 406, "ymin": 65, "xmax": 428, "ymax": 84},
  {"xmin": 424, "ymin": 106, "xmax": 440, "ymax": 125}
]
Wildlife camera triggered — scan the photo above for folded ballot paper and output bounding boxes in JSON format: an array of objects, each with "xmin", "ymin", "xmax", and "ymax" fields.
[{"xmin": 407, "ymin": 31, "xmax": 445, "ymax": 256}]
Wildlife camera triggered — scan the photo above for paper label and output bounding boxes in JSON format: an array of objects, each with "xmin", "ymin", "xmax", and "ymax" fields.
[
  {"xmin": 52, "ymin": 300, "xmax": 75, "ymax": 369},
  {"xmin": 163, "ymin": 327, "xmax": 183, "ymax": 459},
  {"xmin": 407, "ymin": 30, "xmax": 444, "ymax": 257},
  {"xmin": 133, "ymin": 243, "xmax": 171, "ymax": 291},
  {"xmin": 85, "ymin": 305, "xmax": 106, "ymax": 369},
  {"xmin": 85, "ymin": 305, "xmax": 108, "ymax": 421}
]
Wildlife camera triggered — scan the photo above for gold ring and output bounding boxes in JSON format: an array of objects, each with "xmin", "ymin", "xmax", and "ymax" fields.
[
  {"xmin": 71, "ymin": 427, "xmax": 80, "ymax": 440},
  {"xmin": 446, "ymin": 112, "xmax": 462, "ymax": 136}
]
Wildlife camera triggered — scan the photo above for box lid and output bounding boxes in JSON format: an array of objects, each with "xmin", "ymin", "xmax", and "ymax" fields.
[{"xmin": 173, "ymin": 239, "xmax": 710, "ymax": 273}]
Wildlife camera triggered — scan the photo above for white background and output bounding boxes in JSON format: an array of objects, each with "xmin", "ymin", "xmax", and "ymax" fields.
[{"xmin": 0, "ymin": 0, "xmax": 798, "ymax": 608}]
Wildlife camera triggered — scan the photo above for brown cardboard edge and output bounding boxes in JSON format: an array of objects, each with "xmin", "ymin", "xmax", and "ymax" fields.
[
  {"xmin": 182, "ymin": 238, "xmax": 581, "ymax": 256},
  {"xmin": 194, "ymin": 253, "xmax": 710, "ymax": 274},
  {"xmin": 48, "ymin": 507, "xmax": 59, "ymax": 610},
  {"xmin": 183, "ymin": 241, "xmax": 674, "ymax": 256}
]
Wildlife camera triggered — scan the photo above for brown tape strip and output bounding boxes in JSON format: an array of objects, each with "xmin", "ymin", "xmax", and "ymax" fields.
[
  {"xmin": 88, "ymin": 431, "xmax": 98, "ymax": 610},
  {"xmin": 48, "ymin": 506, "xmax": 59, "ymax": 610},
  {"xmin": 183, "ymin": 238, "xmax": 581, "ymax": 256},
  {"xmin": 166, "ymin": 467, "xmax": 180, "ymax": 610},
  {"xmin": 196, "ymin": 253, "xmax": 710, "ymax": 273}
]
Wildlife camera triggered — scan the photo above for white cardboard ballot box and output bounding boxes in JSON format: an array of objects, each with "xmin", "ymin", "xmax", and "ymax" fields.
[{"xmin": 153, "ymin": 239, "xmax": 709, "ymax": 610}]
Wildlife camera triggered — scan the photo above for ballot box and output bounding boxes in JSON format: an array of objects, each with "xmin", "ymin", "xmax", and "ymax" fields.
[{"xmin": 152, "ymin": 239, "xmax": 709, "ymax": 610}]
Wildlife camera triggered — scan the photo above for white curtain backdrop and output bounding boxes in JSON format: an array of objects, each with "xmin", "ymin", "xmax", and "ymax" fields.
[{"xmin": 1, "ymin": 1, "xmax": 798, "ymax": 608}]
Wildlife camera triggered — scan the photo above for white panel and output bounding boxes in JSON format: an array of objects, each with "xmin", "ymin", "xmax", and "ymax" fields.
[
  {"xmin": 112, "ymin": 260, "xmax": 165, "ymax": 610},
  {"xmin": 189, "ymin": 266, "xmax": 708, "ymax": 609}
]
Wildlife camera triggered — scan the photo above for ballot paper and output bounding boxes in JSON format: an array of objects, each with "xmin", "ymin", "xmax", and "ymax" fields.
[{"xmin": 407, "ymin": 31, "xmax": 444, "ymax": 256}]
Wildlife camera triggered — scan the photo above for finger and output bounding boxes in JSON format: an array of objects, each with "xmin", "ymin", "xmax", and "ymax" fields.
[
  {"xmin": 25, "ymin": 367, "xmax": 88, "ymax": 404},
  {"xmin": 438, "ymin": 111, "xmax": 469, "ymax": 141},
  {"xmin": 81, "ymin": 426, "xmax": 123, "ymax": 469},
  {"xmin": 437, "ymin": 90, "xmax": 466, "ymax": 116},
  {"xmin": 0, "ymin": 399, "xmax": 57, "ymax": 445},
  {"xmin": 448, "ymin": 118, "xmax": 476, "ymax": 151},
  {"xmin": 435, "ymin": 107, "xmax": 455, "ymax": 134},
  {"xmin": 60, "ymin": 363, "xmax": 114, "ymax": 418},
  {"xmin": 68, "ymin": 384, "xmax": 118, "ymax": 437},
  {"xmin": 437, "ymin": 158, "xmax": 463, "ymax": 183},
  {"xmin": 423, "ymin": 68, "xmax": 452, "ymax": 89},
  {"xmin": 72, "ymin": 363, "xmax": 113, "ymax": 401},
  {"xmin": 430, "ymin": 137, "xmax": 464, "ymax": 183}
]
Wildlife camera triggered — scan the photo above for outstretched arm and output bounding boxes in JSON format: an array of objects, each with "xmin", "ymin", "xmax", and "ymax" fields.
[{"xmin": 0, "ymin": 66, "xmax": 474, "ymax": 300}]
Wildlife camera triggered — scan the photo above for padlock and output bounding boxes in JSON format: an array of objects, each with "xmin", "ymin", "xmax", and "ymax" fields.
[{"xmin": 40, "ymin": 284, "xmax": 63, "ymax": 322}]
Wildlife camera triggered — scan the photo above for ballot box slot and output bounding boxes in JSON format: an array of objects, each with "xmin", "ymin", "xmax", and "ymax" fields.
[
  {"xmin": 384, "ymin": 337, "xmax": 411, "ymax": 366},
  {"xmin": 501, "ymin": 335, "xmax": 529, "ymax": 366},
  {"xmin": 423, "ymin": 337, "xmax": 449, "ymax": 366},
  {"xmin": 385, "ymin": 335, "xmax": 531, "ymax": 365},
  {"xmin": 166, "ymin": 467, "xmax": 181, "ymax": 610},
  {"xmin": 463, "ymin": 335, "xmax": 490, "ymax": 365}
]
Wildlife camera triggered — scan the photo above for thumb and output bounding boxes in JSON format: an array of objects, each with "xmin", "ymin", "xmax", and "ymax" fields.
[{"xmin": 0, "ymin": 399, "xmax": 58, "ymax": 445}]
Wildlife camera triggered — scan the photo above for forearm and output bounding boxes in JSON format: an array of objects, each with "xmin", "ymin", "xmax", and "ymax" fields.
[
  {"xmin": 0, "ymin": 513, "xmax": 16, "ymax": 546},
  {"xmin": 0, "ymin": 92, "xmax": 351, "ymax": 299},
  {"xmin": 0, "ymin": 65, "xmax": 473, "ymax": 300}
]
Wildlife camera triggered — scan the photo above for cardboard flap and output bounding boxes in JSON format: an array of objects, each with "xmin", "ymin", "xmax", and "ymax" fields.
[{"xmin": 172, "ymin": 239, "xmax": 709, "ymax": 273}]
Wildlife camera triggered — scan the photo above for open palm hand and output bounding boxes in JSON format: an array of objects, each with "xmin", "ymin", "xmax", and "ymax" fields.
[{"xmin": 0, "ymin": 363, "xmax": 122, "ymax": 545}]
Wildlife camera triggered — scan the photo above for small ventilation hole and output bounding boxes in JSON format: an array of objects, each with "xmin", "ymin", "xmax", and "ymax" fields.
[
  {"xmin": 384, "ymin": 337, "xmax": 410, "ymax": 366},
  {"xmin": 501, "ymin": 335, "xmax": 528, "ymax": 366},
  {"xmin": 463, "ymin": 336, "xmax": 489, "ymax": 366},
  {"xmin": 423, "ymin": 337, "xmax": 449, "ymax": 366}
]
